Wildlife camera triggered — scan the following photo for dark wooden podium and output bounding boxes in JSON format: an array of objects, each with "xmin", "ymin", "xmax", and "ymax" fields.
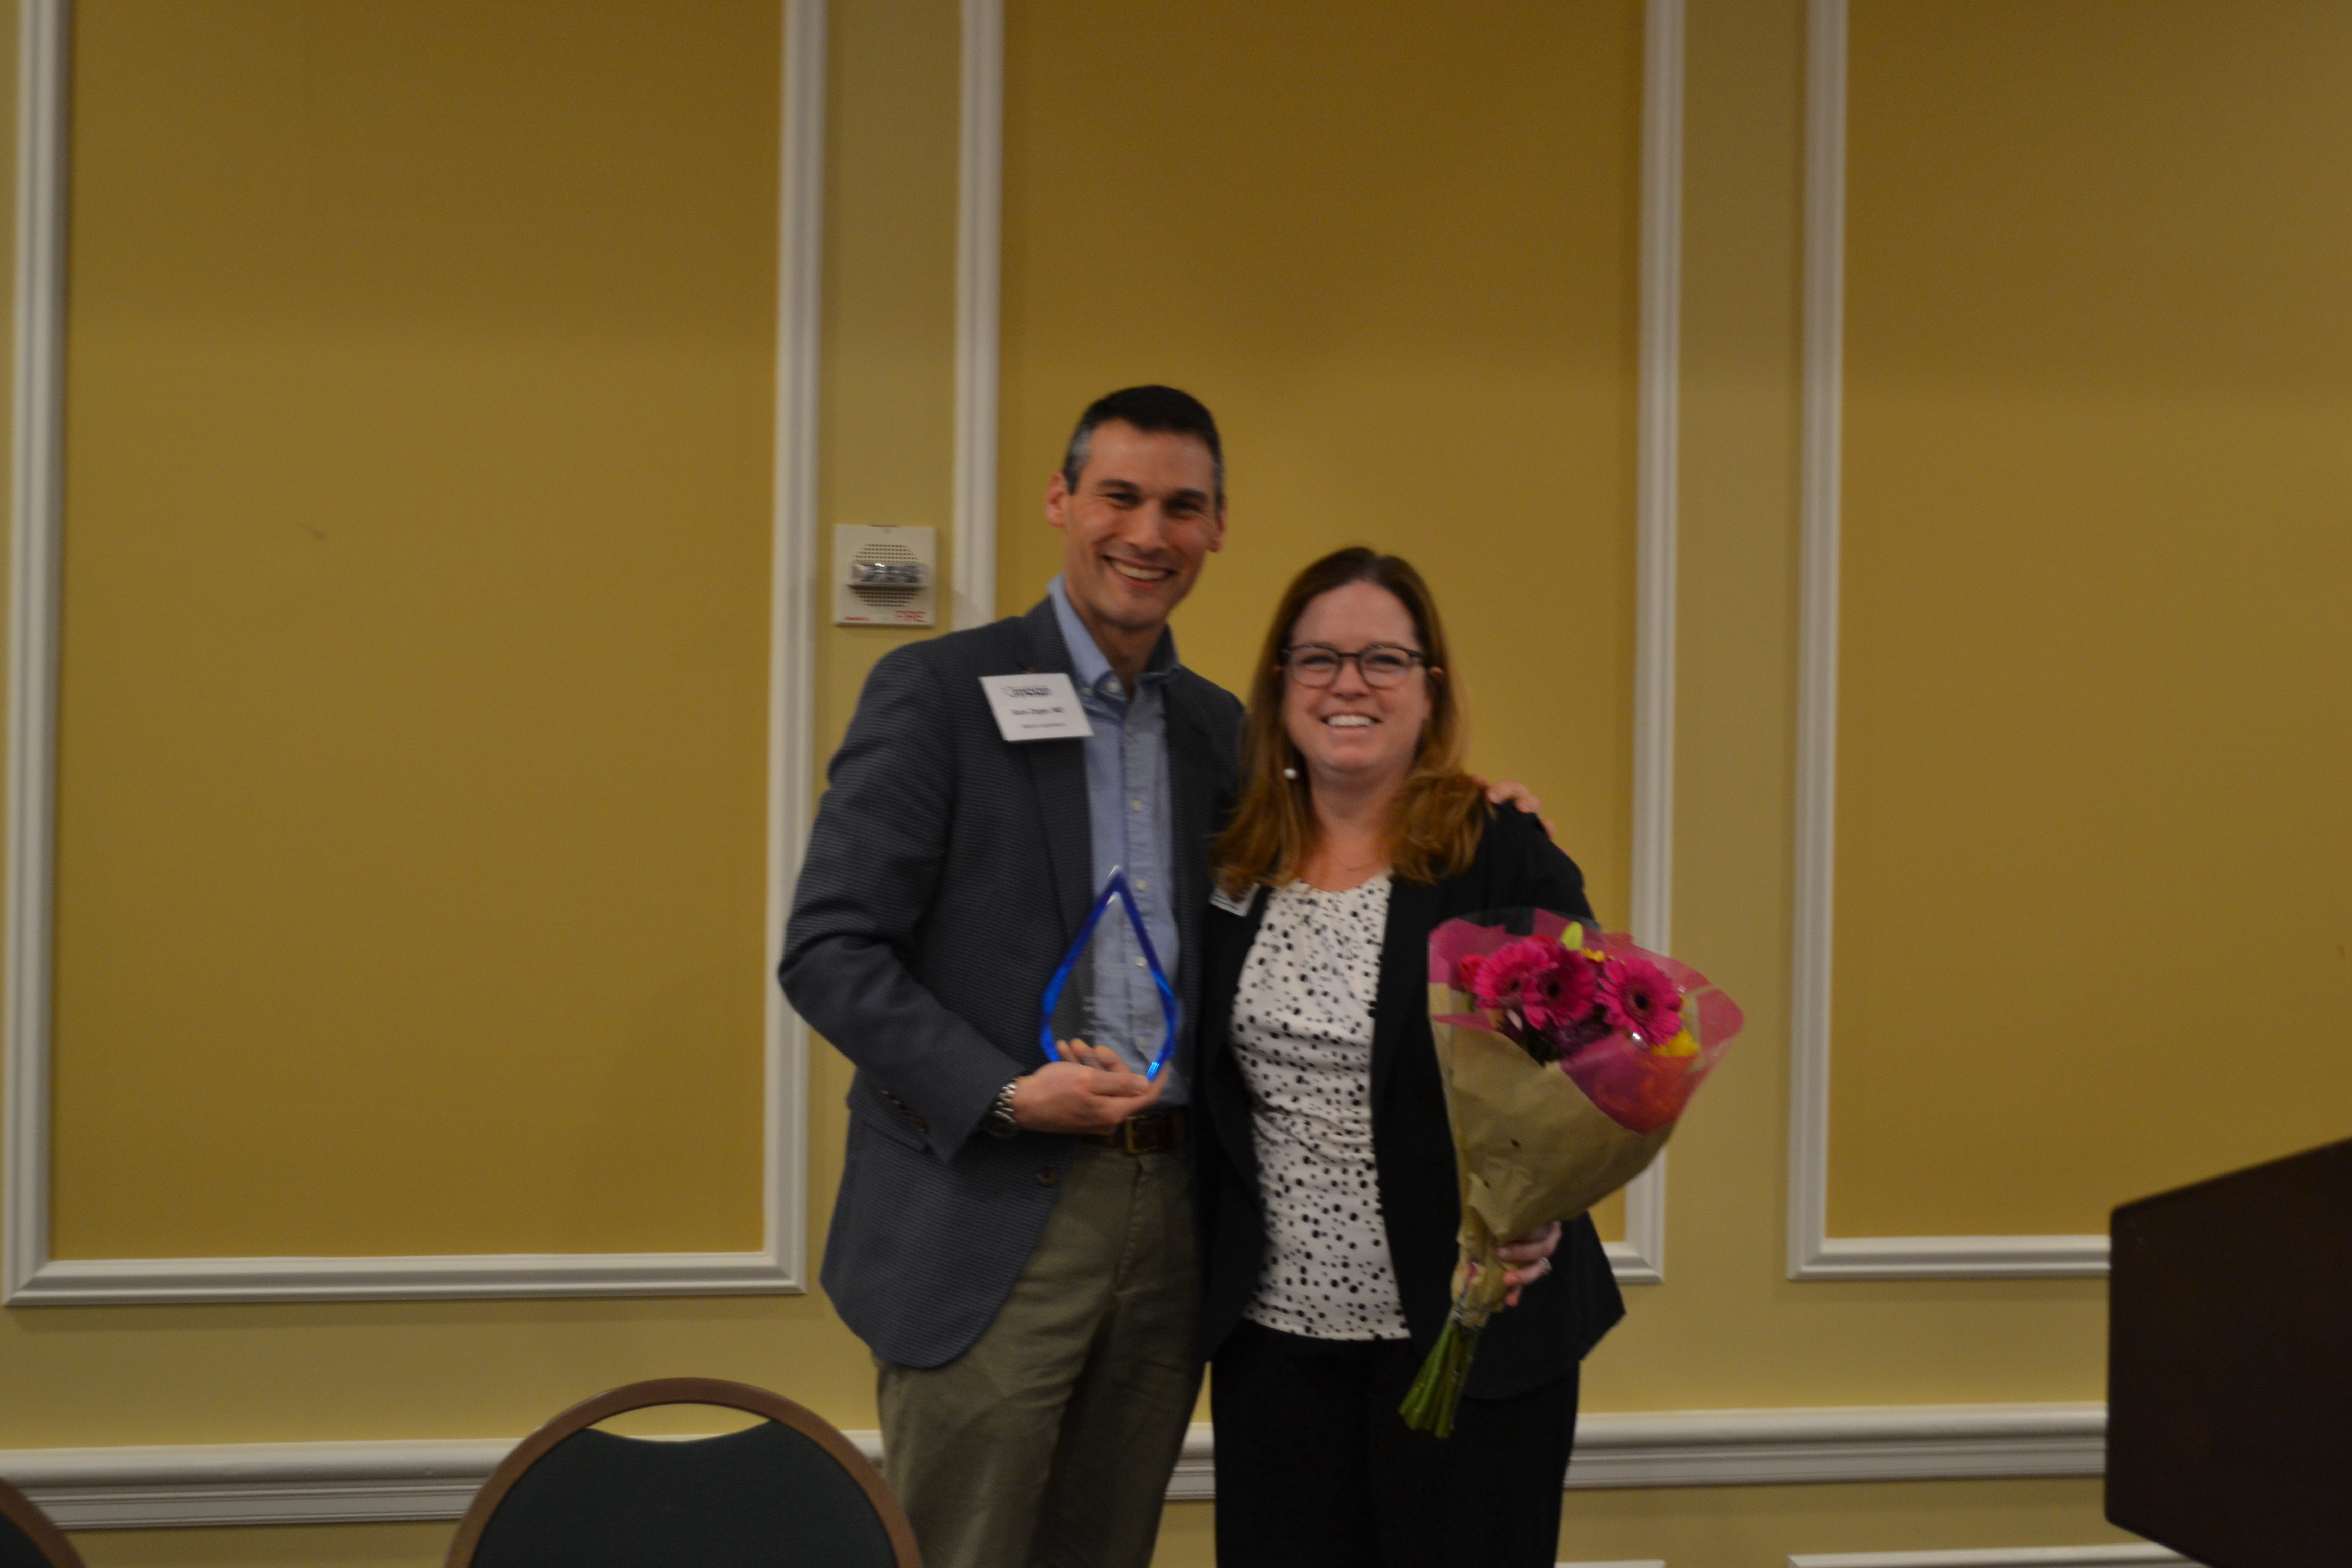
[{"xmin": 2106, "ymin": 1136, "xmax": 2352, "ymax": 1566}]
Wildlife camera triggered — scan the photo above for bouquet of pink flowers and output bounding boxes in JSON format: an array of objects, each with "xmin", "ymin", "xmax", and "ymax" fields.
[{"xmin": 1399, "ymin": 910, "xmax": 1742, "ymax": 1437}]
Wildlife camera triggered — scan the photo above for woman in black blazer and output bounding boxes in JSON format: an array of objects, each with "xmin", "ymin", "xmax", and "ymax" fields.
[{"xmin": 1194, "ymin": 548, "xmax": 1624, "ymax": 1568}]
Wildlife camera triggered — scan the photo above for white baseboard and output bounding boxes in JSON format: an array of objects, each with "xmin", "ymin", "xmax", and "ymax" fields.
[
  {"xmin": 1788, "ymin": 1549, "xmax": 2186, "ymax": 1567},
  {"xmin": 0, "ymin": 1402, "xmax": 2108, "ymax": 1531},
  {"xmin": 0, "ymin": 1439, "xmax": 514, "ymax": 1529}
]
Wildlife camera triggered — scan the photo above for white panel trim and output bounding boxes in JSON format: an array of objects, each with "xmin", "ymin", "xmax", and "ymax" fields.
[
  {"xmin": 1564, "ymin": 1402, "xmax": 2105, "ymax": 1490},
  {"xmin": 1, "ymin": 1439, "xmax": 514, "ymax": 1530},
  {"xmin": 1785, "ymin": 0, "xmax": 1846, "ymax": 1287},
  {"xmin": 1630, "ymin": 0, "xmax": 1681, "ymax": 959},
  {"xmin": 1793, "ymin": 1234, "xmax": 2111, "ymax": 1282},
  {"xmin": 1, "ymin": 1253, "xmax": 807, "ymax": 1307},
  {"xmin": 2, "ymin": 0, "xmax": 825, "ymax": 1305},
  {"xmin": 1604, "ymin": 1152, "xmax": 1666, "ymax": 1287},
  {"xmin": 2, "ymin": 0, "xmax": 71, "ymax": 1310},
  {"xmin": 0, "ymin": 1403, "xmax": 2110, "ymax": 1529},
  {"xmin": 762, "ymin": 0, "xmax": 827, "ymax": 1299},
  {"xmin": 952, "ymin": 0, "xmax": 1002, "ymax": 629},
  {"xmin": 1783, "ymin": 0, "xmax": 2106, "ymax": 1283},
  {"xmin": 1790, "ymin": 1551, "xmax": 2187, "ymax": 1568},
  {"xmin": 1609, "ymin": 0, "xmax": 1685, "ymax": 1289}
]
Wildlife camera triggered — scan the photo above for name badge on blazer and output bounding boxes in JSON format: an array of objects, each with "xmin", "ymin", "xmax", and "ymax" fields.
[
  {"xmin": 1210, "ymin": 881, "xmax": 1262, "ymax": 918},
  {"xmin": 980, "ymin": 673, "xmax": 1094, "ymax": 742}
]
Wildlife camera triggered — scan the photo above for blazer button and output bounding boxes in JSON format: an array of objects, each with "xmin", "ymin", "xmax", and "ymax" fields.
[{"xmin": 1036, "ymin": 1166, "xmax": 1061, "ymax": 1187}]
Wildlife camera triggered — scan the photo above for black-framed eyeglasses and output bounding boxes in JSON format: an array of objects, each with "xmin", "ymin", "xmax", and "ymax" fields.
[{"xmin": 1280, "ymin": 643, "xmax": 1428, "ymax": 688}]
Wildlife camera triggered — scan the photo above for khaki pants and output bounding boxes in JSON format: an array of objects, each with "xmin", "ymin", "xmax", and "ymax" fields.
[{"xmin": 877, "ymin": 1144, "xmax": 1201, "ymax": 1568}]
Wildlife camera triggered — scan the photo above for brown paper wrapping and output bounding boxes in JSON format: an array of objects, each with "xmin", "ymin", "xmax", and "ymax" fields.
[{"xmin": 1427, "ymin": 981, "xmax": 1674, "ymax": 1322}]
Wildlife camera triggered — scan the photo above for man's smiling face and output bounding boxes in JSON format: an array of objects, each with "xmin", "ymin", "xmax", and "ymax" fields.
[{"xmin": 1045, "ymin": 419, "xmax": 1227, "ymax": 648}]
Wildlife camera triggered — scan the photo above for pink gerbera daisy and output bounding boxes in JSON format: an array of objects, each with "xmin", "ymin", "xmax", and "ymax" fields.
[
  {"xmin": 1522, "ymin": 948, "xmax": 1601, "ymax": 1031},
  {"xmin": 1598, "ymin": 954, "xmax": 1683, "ymax": 1044},
  {"xmin": 1453, "ymin": 951, "xmax": 1490, "ymax": 998},
  {"xmin": 1469, "ymin": 939, "xmax": 1556, "ymax": 1008}
]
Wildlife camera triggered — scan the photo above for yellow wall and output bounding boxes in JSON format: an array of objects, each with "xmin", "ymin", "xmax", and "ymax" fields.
[
  {"xmin": 50, "ymin": 0, "xmax": 779, "ymax": 1259},
  {"xmin": 1828, "ymin": 0, "xmax": 2352, "ymax": 1237},
  {"xmin": 2, "ymin": 0, "xmax": 915, "ymax": 1456},
  {"xmin": 8, "ymin": 1, "xmax": 2346, "ymax": 1565}
]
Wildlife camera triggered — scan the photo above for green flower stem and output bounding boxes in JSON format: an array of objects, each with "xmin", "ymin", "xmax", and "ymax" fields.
[{"xmin": 1399, "ymin": 1293, "xmax": 1486, "ymax": 1439}]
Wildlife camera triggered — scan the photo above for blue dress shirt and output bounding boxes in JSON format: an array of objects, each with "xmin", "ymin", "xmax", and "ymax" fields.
[{"xmin": 1047, "ymin": 576, "xmax": 1187, "ymax": 1105}]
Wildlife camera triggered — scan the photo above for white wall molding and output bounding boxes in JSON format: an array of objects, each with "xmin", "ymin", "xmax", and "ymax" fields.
[
  {"xmin": 1791, "ymin": 1233, "xmax": 2112, "ymax": 1283},
  {"xmin": 1785, "ymin": 0, "xmax": 1846, "ymax": 1288},
  {"xmin": 1629, "ymin": 0, "xmax": 1682, "ymax": 961},
  {"xmin": 2, "ymin": 0, "xmax": 825, "ymax": 1306},
  {"xmin": 2, "ymin": 0, "xmax": 72, "ymax": 1311},
  {"xmin": 1565, "ymin": 1403, "xmax": 2104, "ymax": 1490},
  {"xmin": 759, "ymin": 0, "xmax": 826, "ymax": 1302},
  {"xmin": 1608, "ymin": 0, "xmax": 1686, "ymax": 1290},
  {"xmin": 951, "ymin": 0, "xmax": 1002, "ymax": 629},
  {"xmin": 1790, "ymin": 1550, "xmax": 2185, "ymax": 1568},
  {"xmin": 1783, "ymin": 0, "xmax": 2105, "ymax": 1283},
  {"xmin": 0, "ymin": 1253, "xmax": 813, "ymax": 1307},
  {"xmin": 0, "ymin": 1403, "xmax": 2109, "ymax": 1530},
  {"xmin": 0, "ymin": 1440, "xmax": 513, "ymax": 1530}
]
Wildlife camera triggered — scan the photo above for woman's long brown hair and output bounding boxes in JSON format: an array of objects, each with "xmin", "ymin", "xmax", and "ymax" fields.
[{"xmin": 1212, "ymin": 547, "xmax": 1486, "ymax": 895}]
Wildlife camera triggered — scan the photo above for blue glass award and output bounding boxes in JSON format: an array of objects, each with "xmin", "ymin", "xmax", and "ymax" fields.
[{"xmin": 1039, "ymin": 866, "xmax": 1178, "ymax": 1080}]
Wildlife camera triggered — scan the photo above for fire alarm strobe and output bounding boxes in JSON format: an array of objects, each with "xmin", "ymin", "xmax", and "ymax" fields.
[{"xmin": 834, "ymin": 524, "xmax": 937, "ymax": 626}]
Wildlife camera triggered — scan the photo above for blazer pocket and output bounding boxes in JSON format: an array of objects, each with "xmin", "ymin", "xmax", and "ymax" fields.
[{"xmin": 847, "ymin": 1080, "xmax": 934, "ymax": 1154}]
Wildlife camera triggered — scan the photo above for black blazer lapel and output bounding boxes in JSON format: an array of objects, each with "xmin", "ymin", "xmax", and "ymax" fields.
[
  {"xmin": 1164, "ymin": 683, "xmax": 1226, "ymax": 1013},
  {"xmin": 1022, "ymin": 744, "xmax": 1091, "ymax": 940},
  {"xmin": 1372, "ymin": 873, "xmax": 1441, "ymax": 1104},
  {"xmin": 1012, "ymin": 600, "xmax": 1093, "ymax": 940},
  {"xmin": 1199, "ymin": 887, "xmax": 1270, "ymax": 1182}
]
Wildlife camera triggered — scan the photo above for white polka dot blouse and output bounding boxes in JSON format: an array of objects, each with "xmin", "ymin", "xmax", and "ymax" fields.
[{"xmin": 1231, "ymin": 875, "xmax": 1410, "ymax": 1341}]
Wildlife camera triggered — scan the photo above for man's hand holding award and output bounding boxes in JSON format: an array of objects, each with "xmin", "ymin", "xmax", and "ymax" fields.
[{"xmin": 1026, "ymin": 868, "xmax": 1177, "ymax": 1132}]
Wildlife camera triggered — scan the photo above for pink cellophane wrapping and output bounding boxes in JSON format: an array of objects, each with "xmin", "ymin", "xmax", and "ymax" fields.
[
  {"xmin": 1401, "ymin": 911, "xmax": 1742, "ymax": 1437},
  {"xmin": 1423, "ymin": 911, "xmax": 1744, "ymax": 1321},
  {"xmin": 1430, "ymin": 912, "xmax": 1742, "ymax": 1133}
]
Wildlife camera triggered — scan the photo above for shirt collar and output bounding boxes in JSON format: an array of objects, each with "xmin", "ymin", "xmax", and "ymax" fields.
[{"xmin": 1047, "ymin": 575, "xmax": 1180, "ymax": 695}]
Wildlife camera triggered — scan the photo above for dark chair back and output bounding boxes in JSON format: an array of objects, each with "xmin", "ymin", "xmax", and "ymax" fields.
[
  {"xmin": 0, "ymin": 1474, "xmax": 84, "ymax": 1568},
  {"xmin": 445, "ymin": 1377, "xmax": 919, "ymax": 1568}
]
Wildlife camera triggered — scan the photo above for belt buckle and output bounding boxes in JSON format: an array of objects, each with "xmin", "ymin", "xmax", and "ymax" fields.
[
  {"xmin": 1130, "ymin": 1108, "xmax": 1177, "ymax": 1153},
  {"xmin": 1083, "ymin": 1107, "xmax": 1179, "ymax": 1154}
]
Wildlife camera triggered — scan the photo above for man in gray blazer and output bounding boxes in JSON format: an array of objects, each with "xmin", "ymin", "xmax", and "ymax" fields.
[{"xmin": 782, "ymin": 387, "xmax": 1242, "ymax": 1568}]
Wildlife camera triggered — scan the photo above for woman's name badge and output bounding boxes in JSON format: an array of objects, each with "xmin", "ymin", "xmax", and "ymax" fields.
[
  {"xmin": 980, "ymin": 673, "xmax": 1094, "ymax": 742},
  {"xmin": 1210, "ymin": 883, "xmax": 1261, "ymax": 918}
]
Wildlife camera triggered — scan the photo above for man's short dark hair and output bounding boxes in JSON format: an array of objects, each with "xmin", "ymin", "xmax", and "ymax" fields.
[{"xmin": 1061, "ymin": 385, "xmax": 1225, "ymax": 500}]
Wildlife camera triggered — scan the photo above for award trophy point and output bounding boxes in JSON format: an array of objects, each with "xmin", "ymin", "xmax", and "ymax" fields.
[{"xmin": 1039, "ymin": 866, "xmax": 1178, "ymax": 1080}]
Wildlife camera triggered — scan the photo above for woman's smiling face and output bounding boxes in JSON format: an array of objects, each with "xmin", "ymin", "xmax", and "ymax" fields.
[{"xmin": 1281, "ymin": 580, "xmax": 1432, "ymax": 792}]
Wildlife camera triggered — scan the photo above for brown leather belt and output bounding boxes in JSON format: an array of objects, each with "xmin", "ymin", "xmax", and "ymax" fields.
[{"xmin": 1079, "ymin": 1106, "xmax": 1186, "ymax": 1154}]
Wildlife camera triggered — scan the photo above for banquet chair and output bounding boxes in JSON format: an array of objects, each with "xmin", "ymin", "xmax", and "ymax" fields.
[
  {"xmin": 444, "ymin": 1376, "xmax": 920, "ymax": 1568},
  {"xmin": 0, "ymin": 1473, "xmax": 85, "ymax": 1568}
]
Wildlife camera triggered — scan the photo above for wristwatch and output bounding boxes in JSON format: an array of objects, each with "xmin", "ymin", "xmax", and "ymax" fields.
[{"xmin": 983, "ymin": 1079, "xmax": 1021, "ymax": 1139}]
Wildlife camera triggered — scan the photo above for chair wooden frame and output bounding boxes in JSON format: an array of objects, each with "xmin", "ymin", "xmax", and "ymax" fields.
[
  {"xmin": 0, "ymin": 1473, "xmax": 85, "ymax": 1568},
  {"xmin": 444, "ymin": 1376, "xmax": 920, "ymax": 1567}
]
